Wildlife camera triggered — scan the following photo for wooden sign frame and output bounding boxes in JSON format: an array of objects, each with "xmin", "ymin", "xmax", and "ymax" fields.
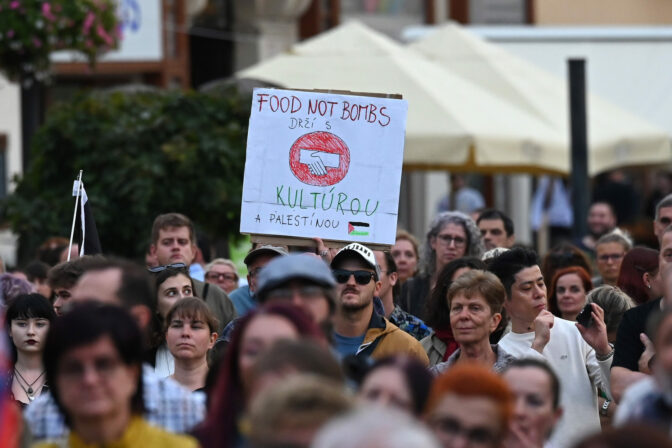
[{"xmin": 243, "ymin": 87, "xmax": 404, "ymax": 252}]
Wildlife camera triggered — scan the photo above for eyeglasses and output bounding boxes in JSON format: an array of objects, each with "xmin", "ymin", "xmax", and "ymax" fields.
[
  {"xmin": 59, "ymin": 355, "xmax": 123, "ymax": 382},
  {"xmin": 437, "ymin": 234, "xmax": 467, "ymax": 248},
  {"xmin": 205, "ymin": 272, "xmax": 238, "ymax": 282},
  {"xmin": 267, "ymin": 285, "xmax": 325, "ymax": 301},
  {"xmin": 332, "ymin": 269, "xmax": 375, "ymax": 285},
  {"xmin": 147, "ymin": 262, "xmax": 187, "ymax": 273},
  {"xmin": 597, "ymin": 253, "xmax": 624, "ymax": 262},
  {"xmin": 429, "ymin": 416, "xmax": 497, "ymax": 446}
]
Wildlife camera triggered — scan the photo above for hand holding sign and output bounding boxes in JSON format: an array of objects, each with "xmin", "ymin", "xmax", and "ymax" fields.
[{"xmin": 299, "ymin": 149, "xmax": 340, "ymax": 176}]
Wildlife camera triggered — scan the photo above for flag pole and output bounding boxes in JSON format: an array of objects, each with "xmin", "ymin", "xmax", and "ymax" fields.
[{"xmin": 67, "ymin": 170, "xmax": 83, "ymax": 262}]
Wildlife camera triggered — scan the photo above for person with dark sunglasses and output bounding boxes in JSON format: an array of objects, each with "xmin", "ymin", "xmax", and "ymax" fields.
[{"xmin": 329, "ymin": 243, "xmax": 429, "ymax": 365}]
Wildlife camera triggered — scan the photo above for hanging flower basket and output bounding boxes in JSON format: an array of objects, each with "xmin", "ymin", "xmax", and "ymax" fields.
[{"xmin": 0, "ymin": 0, "xmax": 121, "ymax": 86}]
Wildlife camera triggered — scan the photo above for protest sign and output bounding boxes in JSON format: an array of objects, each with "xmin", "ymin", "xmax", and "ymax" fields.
[{"xmin": 240, "ymin": 88, "xmax": 408, "ymax": 247}]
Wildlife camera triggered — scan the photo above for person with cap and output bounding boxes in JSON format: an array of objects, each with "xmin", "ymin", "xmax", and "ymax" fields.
[
  {"xmin": 227, "ymin": 244, "xmax": 288, "ymax": 317},
  {"xmin": 255, "ymin": 253, "xmax": 336, "ymax": 329},
  {"xmin": 330, "ymin": 243, "xmax": 429, "ymax": 365},
  {"xmin": 211, "ymin": 245, "xmax": 290, "ymax": 356}
]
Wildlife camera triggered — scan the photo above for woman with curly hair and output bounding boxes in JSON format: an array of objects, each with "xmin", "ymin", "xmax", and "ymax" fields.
[{"xmin": 400, "ymin": 212, "xmax": 484, "ymax": 320}]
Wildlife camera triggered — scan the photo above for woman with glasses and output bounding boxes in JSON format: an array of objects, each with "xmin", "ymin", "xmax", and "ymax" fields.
[
  {"xmin": 152, "ymin": 266, "xmax": 195, "ymax": 377},
  {"xmin": 400, "ymin": 211, "xmax": 484, "ymax": 320},
  {"xmin": 594, "ymin": 232, "xmax": 632, "ymax": 287},
  {"xmin": 6, "ymin": 293, "xmax": 56, "ymax": 408},
  {"xmin": 37, "ymin": 303, "xmax": 197, "ymax": 447},
  {"xmin": 165, "ymin": 298, "xmax": 218, "ymax": 392},
  {"xmin": 204, "ymin": 258, "xmax": 239, "ymax": 294}
]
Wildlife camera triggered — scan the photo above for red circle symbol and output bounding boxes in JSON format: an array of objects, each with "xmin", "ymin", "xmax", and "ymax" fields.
[{"xmin": 289, "ymin": 131, "xmax": 350, "ymax": 186}]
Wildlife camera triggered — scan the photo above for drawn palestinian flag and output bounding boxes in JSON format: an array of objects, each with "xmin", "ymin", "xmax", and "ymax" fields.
[{"xmin": 348, "ymin": 222, "xmax": 370, "ymax": 236}]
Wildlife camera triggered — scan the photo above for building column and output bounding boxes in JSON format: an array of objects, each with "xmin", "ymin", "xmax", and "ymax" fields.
[{"xmin": 234, "ymin": 0, "xmax": 312, "ymax": 70}]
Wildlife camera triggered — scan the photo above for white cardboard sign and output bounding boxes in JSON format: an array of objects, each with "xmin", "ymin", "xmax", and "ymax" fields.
[{"xmin": 240, "ymin": 88, "xmax": 408, "ymax": 245}]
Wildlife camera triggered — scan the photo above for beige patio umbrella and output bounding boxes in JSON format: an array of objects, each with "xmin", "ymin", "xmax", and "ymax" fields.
[
  {"xmin": 409, "ymin": 23, "xmax": 671, "ymax": 176},
  {"xmin": 237, "ymin": 21, "xmax": 570, "ymax": 175}
]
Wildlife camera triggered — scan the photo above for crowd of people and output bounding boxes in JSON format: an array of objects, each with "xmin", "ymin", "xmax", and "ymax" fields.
[{"xmin": 4, "ymin": 195, "xmax": 672, "ymax": 447}]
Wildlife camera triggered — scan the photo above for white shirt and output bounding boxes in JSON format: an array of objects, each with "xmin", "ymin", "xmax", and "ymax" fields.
[
  {"xmin": 154, "ymin": 343, "xmax": 175, "ymax": 378},
  {"xmin": 499, "ymin": 318, "xmax": 612, "ymax": 448}
]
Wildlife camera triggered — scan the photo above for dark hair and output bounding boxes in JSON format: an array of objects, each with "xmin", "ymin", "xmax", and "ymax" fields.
[
  {"xmin": 151, "ymin": 213, "xmax": 195, "ymax": 245},
  {"xmin": 6, "ymin": 293, "xmax": 56, "ymax": 323},
  {"xmin": 590, "ymin": 201, "xmax": 616, "ymax": 219},
  {"xmin": 155, "ymin": 267, "xmax": 193, "ymax": 292},
  {"xmin": 47, "ymin": 255, "xmax": 105, "ymax": 290},
  {"xmin": 540, "ymin": 243, "xmax": 592, "ymax": 288},
  {"xmin": 477, "ymin": 209, "xmax": 514, "ymax": 237},
  {"xmin": 36, "ymin": 236, "xmax": 69, "ymax": 267},
  {"xmin": 165, "ymin": 297, "xmax": 219, "ymax": 334},
  {"xmin": 425, "ymin": 257, "xmax": 486, "ymax": 329},
  {"xmin": 361, "ymin": 356, "xmax": 432, "ymax": 416},
  {"xmin": 548, "ymin": 266, "xmax": 593, "ymax": 317},
  {"xmin": 43, "ymin": 303, "xmax": 145, "ymax": 424},
  {"xmin": 503, "ymin": 358, "xmax": 560, "ymax": 409},
  {"xmin": 488, "ymin": 247, "xmax": 540, "ymax": 298},
  {"xmin": 379, "ymin": 251, "xmax": 400, "ymax": 302},
  {"xmin": 194, "ymin": 303, "xmax": 326, "ymax": 447},
  {"xmin": 23, "ymin": 260, "xmax": 50, "ymax": 283},
  {"xmin": 382, "ymin": 251, "xmax": 397, "ymax": 275},
  {"xmin": 6, "ymin": 294, "xmax": 56, "ymax": 362},
  {"xmin": 78, "ymin": 257, "xmax": 158, "ymax": 312},
  {"xmin": 617, "ymin": 247, "xmax": 659, "ymax": 305}
]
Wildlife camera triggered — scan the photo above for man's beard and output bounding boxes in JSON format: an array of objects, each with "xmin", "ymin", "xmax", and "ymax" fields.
[
  {"xmin": 341, "ymin": 301, "xmax": 370, "ymax": 313},
  {"xmin": 589, "ymin": 227, "xmax": 610, "ymax": 239}
]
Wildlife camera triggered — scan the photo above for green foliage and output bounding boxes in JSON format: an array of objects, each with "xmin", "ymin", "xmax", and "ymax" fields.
[
  {"xmin": 3, "ymin": 86, "xmax": 251, "ymax": 262},
  {"xmin": 0, "ymin": 0, "xmax": 120, "ymax": 85}
]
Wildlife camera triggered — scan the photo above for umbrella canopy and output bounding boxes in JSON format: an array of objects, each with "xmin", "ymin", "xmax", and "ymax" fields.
[
  {"xmin": 409, "ymin": 23, "xmax": 671, "ymax": 176},
  {"xmin": 237, "ymin": 21, "xmax": 570, "ymax": 175}
]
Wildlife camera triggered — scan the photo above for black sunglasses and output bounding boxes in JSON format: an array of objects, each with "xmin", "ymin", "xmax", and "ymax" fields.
[
  {"xmin": 147, "ymin": 262, "xmax": 187, "ymax": 273},
  {"xmin": 332, "ymin": 269, "xmax": 375, "ymax": 285}
]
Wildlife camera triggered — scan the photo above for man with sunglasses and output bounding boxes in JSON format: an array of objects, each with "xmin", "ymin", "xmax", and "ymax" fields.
[{"xmin": 330, "ymin": 243, "xmax": 428, "ymax": 364}]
